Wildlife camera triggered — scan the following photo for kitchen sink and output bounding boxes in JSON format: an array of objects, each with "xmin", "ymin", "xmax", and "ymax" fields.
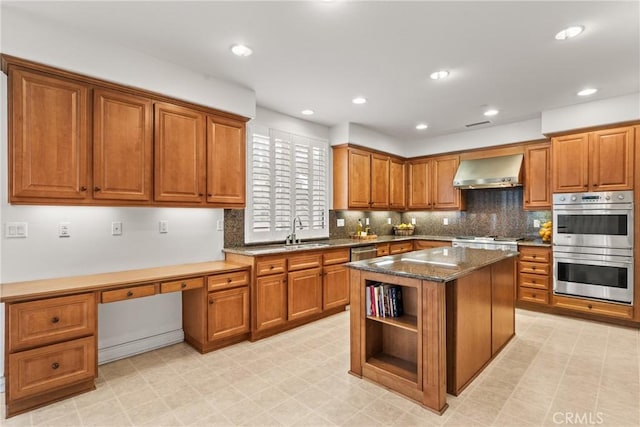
[
  {"xmin": 284, "ymin": 243, "xmax": 331, "ymax": 250},
  {"xmin": 245, "ymin": 242, "xmax": 331, "ymax": 255}
]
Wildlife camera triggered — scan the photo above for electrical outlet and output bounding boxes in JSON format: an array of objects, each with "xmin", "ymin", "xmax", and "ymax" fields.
[
  {"xmin": 443, "ymin": 218, "xmax": 449, "ymax": 225},
  {"xmin": 159, "ymin": 220, "xmax": 169, "ymax": 234},
  {"xmin": 216, "ymin": 219, "xmax": 224, "ymax": 231},
  {"xmin": 387, "ymin": 218, "xmax": 391, "ymax": 225},
  {"xmin": 365, "ymin": 218, "xmax": 370, "ymax": 225},
  {"xmin": 337, "ymin": 218, "xmax": 345, "ymax": 227},
  {"xmin": 6, "ymin": 222, "xmax": 28, "ymax": 238},
  {"xmin": 411, "ymin": 218, "xmax": 416, "ymax": 225},
  {"xmin": 533, "ymin": 219, "xmax": 541, "ymax": 228},
  {"xmin": 111, "ymin": 221, "xmax": 122, "ymax": 236},
  {"xmin": 58, "ymin": 222, "xmax": 71, "ymax": 238}
]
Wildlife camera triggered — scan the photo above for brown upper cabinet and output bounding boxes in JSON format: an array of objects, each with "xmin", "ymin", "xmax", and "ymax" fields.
[
  {"xmin": 407, "ymin": 155, "xmax": 464, "ymax": 210},
  {"xmin": 523, "ymin": 142, "xmax": 551, "ymax": 210},
  {"xmin": 3, "ymin": 55, "xmax": 248, "ymax": 208},
  {"xmin": 552, "ymin": 126, "xmax": 635, "ymax": 193},
  {"xmin": 333, "ymin": 145, "xmax": 403, "ymax": 210}
]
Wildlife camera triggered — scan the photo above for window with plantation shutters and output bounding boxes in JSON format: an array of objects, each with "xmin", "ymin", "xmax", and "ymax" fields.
[{"xmin": 246, "ymin": 124, "xmax": 329, "ymax": 243}]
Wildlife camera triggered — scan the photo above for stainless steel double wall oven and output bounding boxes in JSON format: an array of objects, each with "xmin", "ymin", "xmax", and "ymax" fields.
[{"xmin": 553, "ymin": 191, "xmax": 634, "ymax": 305}]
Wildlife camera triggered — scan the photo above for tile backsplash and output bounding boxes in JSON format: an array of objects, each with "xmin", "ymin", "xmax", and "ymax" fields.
[{"xmin": 225, "ymin": 187, "xmax": 551, "ymax": 247}]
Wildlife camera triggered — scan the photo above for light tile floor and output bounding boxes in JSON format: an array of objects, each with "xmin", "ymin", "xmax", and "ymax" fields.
[{"xmin": 2, "ymin": 309, "xmax": 639, "ymax": 426}]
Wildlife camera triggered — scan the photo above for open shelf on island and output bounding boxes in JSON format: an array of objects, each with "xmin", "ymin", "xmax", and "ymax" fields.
[
  {"xmin": 367, "ymin": 352, "xmax": 418, "ymax": 383},
  {"xmin": 366, "ymin": 314, "xmax": 418, "ymax": 332}
]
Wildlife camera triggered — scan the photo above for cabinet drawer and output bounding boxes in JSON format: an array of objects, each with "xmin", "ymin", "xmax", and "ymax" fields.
[
  {"xmin": 553, "ymin": 295, "xmax": 633, "ymax": 319},
  {"xmin": 376, "ymin": 244, "xmax": 390, "ymax": 256},
  {"xmin": 288, "ymin": 253, "xmax": 322, "ymax": 272},
  {"xmin": 518, "ymin": 246, "xmax": 550, "ymax": 263},
  {"xmin": 390, "ymin": 241, "xmax": 413, "ymax": 254},
  {"xmin": 161, "ymin": 277, "xmax": 204, "ymax": 293},
  {"xmin": 519, "ymin": 261, "xmax": 549, "ymax": 275},
  {"xmin": 208, "ymin": 270, "xmax": 249, "ymax": 292},
  {"xmin": 9, "ymin": 293, "xmax": 96, "ymax": 352},
  {"xmin": 519, "ymin": 273, "xmax": 549, "ymax": 290},
  {"xmin": 101, "ymin": 284, "xmax": 157, "ymax": 303},
  {"xmin": 256, "ymin": 257, "xmax": 286, "ymax": 276},
  {"xmin": 518, "ymin": 288, "xmax": 549, "ymax": 305},
  {"xmin": 8, "ymin": 336, "xmax": 96, "ymax": 401},
  {"xmin": 323, "ymin": 248, "xmax": 350, "ymax": 266}
]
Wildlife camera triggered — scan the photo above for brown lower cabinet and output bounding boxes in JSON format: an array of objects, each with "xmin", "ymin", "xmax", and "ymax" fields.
[{"xmin": 288, "ymin": 267, "xmax": 323, "ymax": 321}]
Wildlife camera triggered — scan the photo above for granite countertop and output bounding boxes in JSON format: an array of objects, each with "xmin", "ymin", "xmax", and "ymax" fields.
[
  {"xmin": 345, "ymin": 246, "xmax": 517, "ymax": 282},
  {"xmin": 223, "ymin": 235, "xmax": 550, "ymax": 256}
]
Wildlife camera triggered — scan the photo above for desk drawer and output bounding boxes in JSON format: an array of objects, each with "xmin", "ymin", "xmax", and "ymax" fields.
[
  {"xmin": 208, "ymin": 270, "xmax": 250, "ymax": 292},
  {"xmin": 9, "ymin": 293, "xmax": 96, "ymax": 352},
  {"xmin": 519, "ymin": 273, "xmax": 549, "ymax": 290},
  {"xmin": 8, "ymin": 336, "xmax": 96, "ymax": 400},
  {"xmin": 101, "ymin": 284, "xmax": 157, "ymax": 303},
  {"xmin": 519, "ymin": 261, "xmax": 549, "ymax": 275},
  {"xmin": 161, "ymin": 277, "xmax": 204, "ymax": 293}
]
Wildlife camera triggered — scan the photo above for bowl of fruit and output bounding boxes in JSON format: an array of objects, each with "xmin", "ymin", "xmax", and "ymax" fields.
[
  {"xmin": 393, "ymin": 223, "xmax": 415, "ymax": 236},
  {"xmin": 538, "ymin": 221, "xmax": 552, "ymax": 243}
]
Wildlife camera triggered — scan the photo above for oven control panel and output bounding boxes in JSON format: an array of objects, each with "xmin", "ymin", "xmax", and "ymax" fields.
[{"xmin": 553, "ymin": 190, "xmax": 633, "ymax": 205}]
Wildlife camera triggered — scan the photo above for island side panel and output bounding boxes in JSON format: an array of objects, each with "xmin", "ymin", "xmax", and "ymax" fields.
[
  {"xmin": 421, "ymin": 279, "xmax": 448, "ymax": 414},
  {"xmin": 491, "ymin": 257, "xmax": 516, "ymax": 354},
  {"xmin": 349, "ymin": 268, "xmax": 362, "ymax": 376}
]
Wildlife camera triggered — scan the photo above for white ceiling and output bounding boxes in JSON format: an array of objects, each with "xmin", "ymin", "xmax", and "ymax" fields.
[{"xmin": 5, "ymin": 1, "xmax": 639, "ymax": 142}]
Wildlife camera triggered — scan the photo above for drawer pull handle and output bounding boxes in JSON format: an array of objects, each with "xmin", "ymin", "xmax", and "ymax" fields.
[
  {"xmin": 181, "ymin": 282, "xmax": 187, "ymax": 289},
  {"xmin": 588, "ymin": 304, "xmax": 593, "ymax": 309},
  {"xmin": 80, "ymin": 186, "xmax": 87, "ymax": 191},
  {"xmin": 209, "ymin": 299, "xmax": 214, "ymax": 305},
  {"xmin": 126, "ymin": 291, "xmax": 134, "ymax": 297},
  {"xmin": 227, "ymin": 278, "xmax": 232, "ymax": 283},
  {"xmin": 51, "ymin": 316, "xmax": 60, "ymax": 324},
  {"xmin": 270, "ymin": 265, "xmax": 274, "ymax": 270},
  {"xmin": 94, "ymin": 186, "xmax": 101, "ymax": 192},
  {"xmin": 52, "ymin": 362, "xmax": 60, "ymax": 370}
]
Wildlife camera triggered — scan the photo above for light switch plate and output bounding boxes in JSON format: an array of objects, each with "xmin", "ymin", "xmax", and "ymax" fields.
[
  {"xmin": 59, "ymin": 222, "xmax": 71, "ymax": 238},
  {"xmin": 533, "ymin": 219, "xmax": 541, "ymax": 228},
  {"xmin": 411, "ymin": 218, "xmax": 416, "ymax": 225},
  {"xmin": 111, "ymin": 221, "xmax": 122, "ymax": 236},
  {"xmin": 337, "ymin": 218, "xmax": 345, "ymax": 227},
  {"xmin": 365, "ymin": 218, "xmax": 370, "ymax": 225},
  {"xmin": 216, "ymin": 219, "xmax": 223, "ymax": 231},
  {"xmin": 159, "ymin": 220, "xmax": 169, "ymax": 234},
  {"xmin": 387, "ymin": 218, "xmax": 391, "ymax": 225},
  {"xmin": 6, "ymin": 222, "xmax": 28, "ymax": 238},
  {"xmin": 443, "ymin": 218, "xmax": 449, "ymax": 225}
]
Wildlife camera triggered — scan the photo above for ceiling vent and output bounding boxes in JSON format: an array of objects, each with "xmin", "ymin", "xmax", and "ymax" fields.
[{"xmin": 465, "ymin": 120, "xmax": 491, "ymax": 128}]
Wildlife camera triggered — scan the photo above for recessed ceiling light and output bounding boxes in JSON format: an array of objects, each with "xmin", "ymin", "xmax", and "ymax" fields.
[
  {"xmin": 430, "ymin": 70, "xmax": 449, "ymax": 80},
  {"xmin": 230, "ymin": 44, "xmax": 253, "ymax": 57},
  {"xmin": 416, "ymin": 123, "xmax": 428, "ymax": 130},
  {"xmin": 352, "ymin": 97, "xmax": 367, "ymax": 105},
  {"xmin": 301, "ymin": 109, "xmax": 315, "ymax": 115},
  {"xmin": 484, "ymin": 109, "xmax": 499, "ymax": 117},
  {"xmin": 555, "ymin": 26, "xmax": 584, "ymax": 40},
  {"xmin": 577, "ymin": 88, "xmax": 598, "ymax": 96}
]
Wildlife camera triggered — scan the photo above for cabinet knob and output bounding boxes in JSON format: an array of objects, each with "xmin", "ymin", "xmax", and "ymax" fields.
[
  {"xmin": 126, "ymin": 291, "xmax": 134, "ymax": 297},
  {"xmin": 532, "ymin": 255, "xmax": 536, "ymax": 258},
  {"xmin": 593, "ymin": 184, "xmax": 599, "ymax": 187},
  {"xmin": 80, "ymin": 186, "xmax": 87, "ymax": 191},
  {"xmin": 532, "ymin": 293, "xmax": 536, "ymax": 298},
  {"xmin": 94, "ymin": 187, "xmax": 101, "ymax": 192},
  {"xmin": 209, "ymin": 299, "xmax": 214, "ymax": 305},
  {"xmin": 270, "ymin": 265, "xmax": 274, "ymax": 270},
  {"xmin": 199, "ymin": 193, "xmax": 204, "ymax": 197},
  {"xmin": 227, "ymin": 278, "xmax": 232, "ymax": 283},
  {"xmin": 51, "ymin": 362, "xmax": 60, "ymax": 370},
  {"xmin": 207, "ymin": 193, "xmax": 212, "ymax": 197},
  {"xmin": 588, "ymin": 304, "xmax": 593, "ymax": 309},
  {"xmin": 181, "ymin": 282, "xmax": 187, "ymax": 289},
  {"xmin": 51, "ymin": 316, "xmax": 60, "ymax": 324}
]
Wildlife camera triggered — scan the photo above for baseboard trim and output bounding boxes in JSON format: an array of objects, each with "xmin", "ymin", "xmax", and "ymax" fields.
[{"xmin": 98, "ymin": 329, "xmax": 184, "ymax": 365}]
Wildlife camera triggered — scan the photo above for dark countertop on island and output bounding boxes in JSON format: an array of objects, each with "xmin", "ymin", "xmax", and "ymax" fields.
[{"xmin": 346, "ymin": 246, "xmax": 517, "ymax": 282}]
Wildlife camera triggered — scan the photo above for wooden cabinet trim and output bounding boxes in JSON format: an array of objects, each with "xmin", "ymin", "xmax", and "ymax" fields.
[
  {"xmin": 322, "ymin": 248, "xmax": 350, "ymax": 265},
  {"xmin": 100, "ymin": 284, "xmax": 158, "ymax": 303},
  {"xmin": 288, "ymin": 253, "xmax": 322, "ymax": 271},
  {"xmin": 553, "ymin": 295, "xmax": 633, "ymax": 319}
]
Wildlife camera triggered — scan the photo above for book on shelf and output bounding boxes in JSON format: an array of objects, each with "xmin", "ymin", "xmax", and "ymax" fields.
[{"xmin": 365, "ymin": 282, "xmax": 404, "ymax": 318}]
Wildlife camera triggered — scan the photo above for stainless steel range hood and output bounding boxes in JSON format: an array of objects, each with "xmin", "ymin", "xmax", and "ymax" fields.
[{"xmin": 453, "ymin": 154, "xmax": 523, "ymax": 189}]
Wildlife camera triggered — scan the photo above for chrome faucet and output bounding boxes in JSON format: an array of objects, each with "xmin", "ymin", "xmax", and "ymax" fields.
[{"xmin": 286, "ymin": 216, "xmax": 303, "ymax": 245}]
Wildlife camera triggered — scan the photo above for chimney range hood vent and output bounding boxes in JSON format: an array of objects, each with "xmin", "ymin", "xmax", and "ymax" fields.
[{"xmin": 453, "ymin": 154, "xmax": 523, "ymax": 189}]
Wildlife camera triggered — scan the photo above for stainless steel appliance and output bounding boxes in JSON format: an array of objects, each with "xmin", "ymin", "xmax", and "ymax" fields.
[
  {"xmin": 452, "ymin": 236, "xmax": 521, "ymax": 251},
  {"xmin": 350, "ymin": 245, "xmax": 378, "ymax": 261},
  {"xmin": 552, "ymin": 190, "xmax": 634, "ymax": 305}
]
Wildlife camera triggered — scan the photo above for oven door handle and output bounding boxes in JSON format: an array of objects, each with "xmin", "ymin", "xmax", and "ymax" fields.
[{"xmin": 554, "ymin": 255, "xmax": 633, "ymax": 268}]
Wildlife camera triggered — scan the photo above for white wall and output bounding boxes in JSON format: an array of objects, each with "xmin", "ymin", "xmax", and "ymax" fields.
[
  {"xmin": 403, "ymin": 118, "xmax": 544, "ymax": 158},
  {"xmin": 347, "ymin": 123, "xmax": 405, "ymax": 156},
  {"xmin": 541, "ymin": 93, "xmax": 640, "ymax": 135},
  {"xmin": 253, "ymin": 106, "xmax": 330, "ymax": 140},
  {"xmin": 329, "ymin": 122, "xmax": 350, "ymax": 145},
  {"xmin": 0, "ymin": 7, "xmax": 238, "ymax": 390}
]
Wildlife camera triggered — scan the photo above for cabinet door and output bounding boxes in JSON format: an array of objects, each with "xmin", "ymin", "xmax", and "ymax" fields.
[
  {"xmin": 10, "ymin": 68, "xmax": 89, "ymax": 200},
  {"xmin": 370, "ymin": 153, "xmax": 390, "ymax": 208},
  {"xmin": 154, "ymin": 102, "xmax": 206, "ymax": 203},
  {"xmin": 407, "ymin": 159, "xmax": 431, "ymax": 209},
  {"xmin": 288, "ymin": 267, "xmax": 323, "ymax": 321},
  {"xmin": 523, "ymin": 143, "xmax": 551, "ymax": 210},
  {"xmin": 323, "ymin": 264, "xmax": 349, "ymax": 310},
  {"xmin": 93, "ymin": 89, "xmax": 152, "ymax": 201},
  {"xmin": 389, "ymin": 158, "xmax": 406, "ymax": 209},
  {"xmin": 432, "ymin": 155, "xmax": 462, "ymax": 209},
  {"xmin": 348, "ymin": 149, "xmax": 372, "ymax": 208},
  {"xmin": 589, "ymin": 127, "xmax": 634, "ymax": 191},
  {"xmin": 207, "ymin": 116, "xmax": 246, "ymax": 206},
  {"xmin": 255, "ymin": 273, "xmax": 287, "ymax": 331},
  {"xmin": 552, "ymin": 133, "xmax": 589, "ymax": 193},
  {"xmin": 208, "ymin": 287, "xmax": 249, "ymax": 341}
]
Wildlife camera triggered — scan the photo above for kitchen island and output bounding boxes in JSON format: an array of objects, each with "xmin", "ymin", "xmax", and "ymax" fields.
[{"xmin": 347, "ymin": 247, "xmax": 517, "ymax": 414}]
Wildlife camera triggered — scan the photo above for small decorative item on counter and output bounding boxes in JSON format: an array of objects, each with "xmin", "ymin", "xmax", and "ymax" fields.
[
  {"xmin": 393, "ymin": 223, "xmax": 415, "ymax": 236},
  {"xmin": 538, "ymin": 221, "xmax": 552, "ymax": 243},
  {"xmin": 356, "ymin": 219, "xmax": 363, "ymax": 236}
]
